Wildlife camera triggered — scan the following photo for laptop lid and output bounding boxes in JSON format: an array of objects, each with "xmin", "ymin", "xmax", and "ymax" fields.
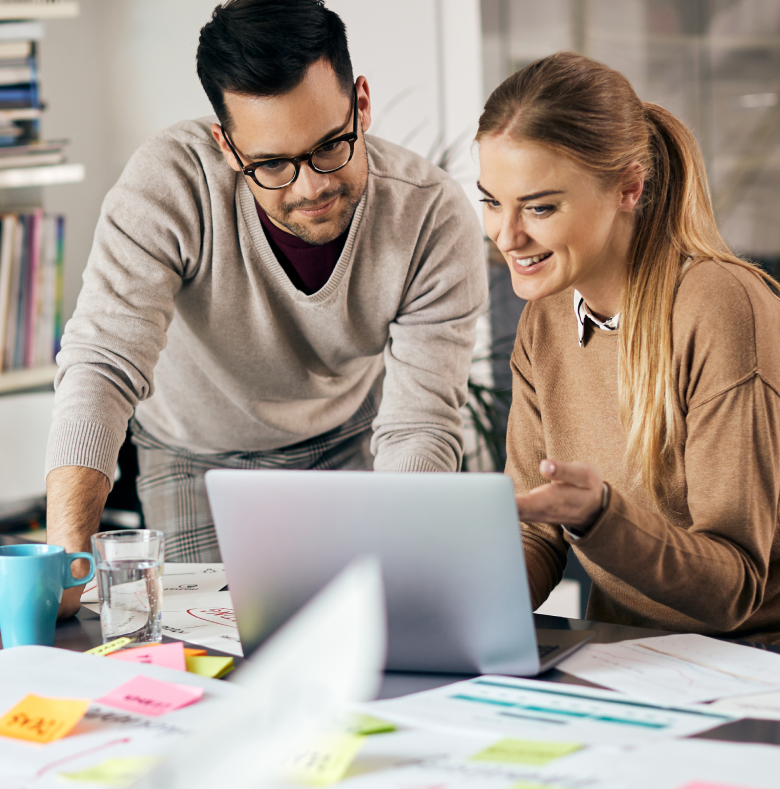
[{"xmin": 206, "ymin": 470, "xmax": 542, "ymax": 675}]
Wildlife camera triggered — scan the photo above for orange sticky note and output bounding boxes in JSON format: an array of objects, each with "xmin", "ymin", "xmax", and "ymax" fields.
[
  {"xmin": 183, "ymin": 648, "xmax": 207, "ymax": 657},
  {"xmin": 0, "ymin": 694, "xmax": 89, "ymax": 744},
  {"xmin": 107, "ymin": 642, "xmax": 186, "ymax": 671}
]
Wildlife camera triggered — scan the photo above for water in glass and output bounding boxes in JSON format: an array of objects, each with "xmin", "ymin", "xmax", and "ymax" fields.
[{"xmin": 97, "ymin": 558, "xmax": 163, "ymax": 642}]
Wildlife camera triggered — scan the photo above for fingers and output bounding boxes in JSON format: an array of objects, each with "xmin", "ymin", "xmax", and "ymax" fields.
[{"xmin": 540, "ymin": 458, "xmax": 601, "ymax": 489}]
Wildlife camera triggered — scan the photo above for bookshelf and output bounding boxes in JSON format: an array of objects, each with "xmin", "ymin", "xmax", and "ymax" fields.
[{"xmin": 0, "ymin": 2, "xmax": 81, "ymax": 395}]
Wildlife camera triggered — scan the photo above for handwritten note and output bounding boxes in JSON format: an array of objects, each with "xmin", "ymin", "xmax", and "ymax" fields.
[
  {"xmin": 59, "ymin": 756, "xmax": 161, "ymax": 786},
  {"xmin": 0, "ymin": 694, "xmax": 89, "ymax": 743},
  {"xmin": 97, "ymin": 675, "xmax": 204, "ymax": 717},
  {"xmin": 185, "ymin": 655, "xmax": 234, "ymax": 679},
  {"xmin": 85, "ymin": 637, "xmax": 133, "ymax": 656},
  {"xmin": 284, "ymin": 732, "xmax": 365, "ymax": 786},
  {"xmin": 107, "ymin": 641, "xmax": 186, "ymax": 672},
  {"xmin": 471, "ymin": 738, "xmax": 583, "ymax": 766}
]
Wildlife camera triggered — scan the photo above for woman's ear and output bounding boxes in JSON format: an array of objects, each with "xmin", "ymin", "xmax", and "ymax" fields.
[{"xmin": 619, "ymin": 161, "xmax": 645, "ymax": 212}]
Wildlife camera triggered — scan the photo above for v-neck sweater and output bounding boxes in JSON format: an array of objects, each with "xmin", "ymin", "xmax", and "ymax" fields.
[
  {"xmin": 46, "ymin": 119, "xmax": 488, "ymax": 481},
  {"xmin": 507, "ymin": 260, "xmax": 780, "ymax": 643}
]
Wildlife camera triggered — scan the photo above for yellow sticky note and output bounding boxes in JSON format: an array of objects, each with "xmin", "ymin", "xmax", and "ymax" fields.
[
  {"xmin": 59, "ymin": 756, "xmax": 161, "ymax": 786},
  {"xmin": 0, "ymin": 694, "xmax": 89, "ymax": 744},
  {"xmin": 284, "ymin": 732, "xmax": 365, "ymax": 786},
  {"xmin": 85, "ymin": 638, "xmax": 133, "ymax": 656},
  {"xmin": 340, "ymin": 712, "xmax": 396, "ymax": 736},
  {"xmin": 185, "ymin": 655, "xmax": 234, "ymax": 678},
  {"xmin": 471, "ymin": 738, "xmax": 582, "ymax": 766}
]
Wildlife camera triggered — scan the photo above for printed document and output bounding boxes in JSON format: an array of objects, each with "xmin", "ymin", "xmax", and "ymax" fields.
[{"xmin": 557, "ymin": 633, "xmax": 780, "ymax": 706}]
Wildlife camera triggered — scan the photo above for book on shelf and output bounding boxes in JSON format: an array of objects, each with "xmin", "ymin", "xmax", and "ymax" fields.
[
  {"xmin": 0, "ymin": 41, "xmax": 31, "ymax": 61},
  {"xmin": 0, "ymin": 140, "xmax": 66, "ymax": 168},
  {"xmin": 0, "ymin": 209, "xmax": 64, "ymax": 372}
]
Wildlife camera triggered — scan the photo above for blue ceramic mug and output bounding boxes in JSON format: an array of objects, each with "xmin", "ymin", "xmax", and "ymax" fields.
[{"xmin": 0, "ymin": 544, "xmax": 96, "ymax": 647}]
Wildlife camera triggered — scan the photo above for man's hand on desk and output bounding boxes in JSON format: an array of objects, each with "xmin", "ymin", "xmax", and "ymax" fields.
[{"xmin": 46, "ymin": 465, "xmax": 111, "ymax": 620}]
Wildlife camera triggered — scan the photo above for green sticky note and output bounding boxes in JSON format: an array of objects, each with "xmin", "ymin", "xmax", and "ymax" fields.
[
  {"xmin": 284, "ymin": 732, "xmax": 365, "ymax": 786},
  {"xmin": 341, "ymin": 712, "xmax": 396, "ymax": 736},
  {"xmin": 471, "ymin": 738, "xmax": 582, "ymax": 766},
  {"xmin": 185, "ymin": 655, "xmax": 234, "ymax": 679},
  {"xmin": 59, "ymin": 756, "xmax": 161, "ymax": 786}
]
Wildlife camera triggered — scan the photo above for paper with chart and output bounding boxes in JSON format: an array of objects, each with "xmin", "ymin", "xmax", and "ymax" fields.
[
  {"xmin": 81, "ymin": 563, "xmax": 242, "ymax": 657},
  {"xmin": 557, "ymin": 633, "xmax": 780, "ymax": 706},
  {"xmin": 81, "ymin": 563, "xmax": 227, "ymax": 603},
  {"xmin": 364, "ymin": 674, "xmax": 733, "ymax": 746}
]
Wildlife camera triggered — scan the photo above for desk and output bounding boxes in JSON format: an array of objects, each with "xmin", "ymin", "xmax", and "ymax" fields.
[{"xmin": 38, "ymin": 605, "xmax": 780, "ymax": 748}]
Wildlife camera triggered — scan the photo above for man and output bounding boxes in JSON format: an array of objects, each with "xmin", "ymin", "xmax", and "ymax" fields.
[{"xmin": 47, "ymin": 0, "xmax": 487, "ymax": 616}]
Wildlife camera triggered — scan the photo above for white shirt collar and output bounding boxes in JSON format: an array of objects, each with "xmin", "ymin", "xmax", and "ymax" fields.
[{"xmin": 573, "ymin": 289, "xmax": 620, "ymax": 348}]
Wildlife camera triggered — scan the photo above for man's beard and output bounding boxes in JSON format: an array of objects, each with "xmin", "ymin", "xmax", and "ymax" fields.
[{"xmin": 264, "ymin": 173, "xmax": 366, "ymax": 246}]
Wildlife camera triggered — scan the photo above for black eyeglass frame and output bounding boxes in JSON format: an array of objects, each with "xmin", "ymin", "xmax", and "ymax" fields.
[{"xmin": 221, "ymin": 85, "xmax": 359, "ymax": 190}]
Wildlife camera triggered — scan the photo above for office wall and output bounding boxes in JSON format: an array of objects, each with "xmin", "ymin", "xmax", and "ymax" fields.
[{"xmin": 37, "ymin": 0, "xmax": 484, "ymax": 323}]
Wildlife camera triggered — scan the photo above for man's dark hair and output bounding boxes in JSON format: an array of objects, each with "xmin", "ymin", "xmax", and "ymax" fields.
[{"xmin": 197, "ymin": 0, "xmax": 354, "ymax": 131}]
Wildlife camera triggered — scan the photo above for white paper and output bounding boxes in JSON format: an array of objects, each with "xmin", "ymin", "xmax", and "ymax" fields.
[
  {"xmin": 156, "ymin": 590, "xmax": 243, "ymax": 656},
  {"xmin": 595, "ymin": 738, "xmax": 780, "ymax": 789},
  {"xmin": 707, "ymin": 688, "xmax": 780, "ymax": 721},
  {"xmin": 557, "ymin": 633, "xmax": 780, "ymax": 706},
  {"xmin": 364, "ymin": 674, "xmax": 732, "ymax": 746},
  {"xmin": 263, "ymin": 727, "xmax": 615, "ymax": 789},
  {"xmin": 137, "ymin": 555, "xmax": 387, "ymax": 789},
  {"xmin": 0, "ymin": 644, "xmax": 237, "ymax": 788},
  {"xmin": 80, "ymin": 562, "xmax": 227, "ymax": 603}
]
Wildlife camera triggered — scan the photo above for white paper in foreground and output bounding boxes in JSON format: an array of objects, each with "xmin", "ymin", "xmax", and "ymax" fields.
[
  {"xmin": 557, "ymin": 633, "xmax": 780, "ymax": 706},
  {"xmin": 81, "ymin": 562, "xmax": 228, "ymax": 603},
  {"xmin": 0, "ymin": 645, "xmax": 236, "ymax": 788},
  {"xmin": 136, "ymin": 555, "xmax": 387, "ymax": 789},
  {"xmin": 595, "ymin": 738, "xmax": 780, "ymax": 789},
  {"xmin": 364, "ymin": 674, "xmax": 732, "ymax": 745}
]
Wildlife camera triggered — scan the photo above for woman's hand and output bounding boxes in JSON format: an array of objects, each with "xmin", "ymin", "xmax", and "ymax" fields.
[{"xmin": 516, "ymin": 459, "xmax": 605, "ymax": 528}]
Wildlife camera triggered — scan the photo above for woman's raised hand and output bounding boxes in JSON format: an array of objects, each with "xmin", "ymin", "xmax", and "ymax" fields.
[{"xmin": 515, "ymin": 459, "xmax": 605, "ymax": 530}]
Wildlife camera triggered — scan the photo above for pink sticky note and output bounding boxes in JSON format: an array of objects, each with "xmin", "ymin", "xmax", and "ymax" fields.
[
  {"xmin": 679, "ymin": 784, "xmax": 755, "ymax": 789},
  {"xmin": 106, "ymin": 642, "xmax": 186, "ymax": 672},
  {"xmin": 97, "ymin": 675, "xmax": 204, "ymax": 717}
]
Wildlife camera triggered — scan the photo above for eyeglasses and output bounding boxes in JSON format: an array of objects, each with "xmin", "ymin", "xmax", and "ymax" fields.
[{"xmin": 221, "ymin": 85, "xmax": 359, "ymax": 190}]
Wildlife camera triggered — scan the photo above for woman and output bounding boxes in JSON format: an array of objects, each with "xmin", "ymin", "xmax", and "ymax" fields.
[{"xmin": 477, "ymin": 51, "xmax": 780, "ymax": 642}]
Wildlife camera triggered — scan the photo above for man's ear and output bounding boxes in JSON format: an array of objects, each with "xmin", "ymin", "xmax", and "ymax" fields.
[
  {"xmin": 211, "ymin": 123, "xmax": 243, "ymax": 173},
  {"xmin": 356, "ymin": 76, "xmax": 372, "ymax": 134},
  {"xmin": 619, "ymin": 161, "xmax": 645, "ymax": 212}
]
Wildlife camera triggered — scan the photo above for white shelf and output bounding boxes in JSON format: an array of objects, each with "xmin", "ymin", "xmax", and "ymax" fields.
[
  {"xmin": 0, "ymin": 363, "xmax": 56, "ymax": 394},
  {"xmin": 0, "ymin": 2, "xmax": 78, "ymax": 20},
  {"xmin": 0, "ymin": 161, "xmax": 83, "ymax": 188}
]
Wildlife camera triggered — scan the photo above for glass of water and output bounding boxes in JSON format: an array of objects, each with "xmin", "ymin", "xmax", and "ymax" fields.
[{"xmin": 92, "ymin": 530, "xmax": 164, "ymax": 645}]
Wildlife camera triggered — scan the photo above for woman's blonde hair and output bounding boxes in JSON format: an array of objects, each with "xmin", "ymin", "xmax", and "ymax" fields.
[{"xmin": 477, "ymin": 51, "xmax": 776, "ymax": 506}]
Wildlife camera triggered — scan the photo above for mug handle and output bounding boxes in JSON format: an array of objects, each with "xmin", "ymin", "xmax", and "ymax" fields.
[{"xmin": 63, "ymin": 552, "xmax": 96, "ymax": 588}]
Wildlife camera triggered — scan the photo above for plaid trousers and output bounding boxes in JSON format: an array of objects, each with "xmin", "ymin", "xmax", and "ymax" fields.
[{"xmin": 131, "ymin": 386, "xmax": 379, "ymax": 563}]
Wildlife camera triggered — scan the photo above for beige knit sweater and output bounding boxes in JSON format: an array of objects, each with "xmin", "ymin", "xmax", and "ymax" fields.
[
  {"xmin": 507, "ymin": 260, "xmax": 780, "ymax": 643},
  {"xmin": 46, "ymin": 120, "xmax": 488, "ymax": 481}
]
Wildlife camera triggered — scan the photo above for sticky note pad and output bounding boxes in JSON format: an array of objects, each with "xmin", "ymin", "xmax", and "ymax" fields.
[
  {"xmin": 107, "ymin": 641, "xmax": 186, "ymax": 672},
  {"xmin": 183, "ymin": 648, "xmax": 207, "ymax": 657},
  {"xmin": 97, "ymin": 675, "xmax": 204, "ymax": 717},
  {"xmin": 59, "ymin": 756, "xmax": 161, "ymax": 786},
  {"xmin": 85, "ymin": 637, "xmax": 133, "ymax": 656},
  {"xmin": 341, "ymin": 712, "xmax": 396, "ymax": 736},
  {"xmin": 471, "ymin": 738, "xmax": 582, "ymax": 766},
  {"xmin": 185, "ymin": 655, "xmax": 234, "ymax": 679},
  {"xmin": 0, "ymin": 694, "xmax": 89, "ymax": 744},
  {"xmin": 284, "ymin": 732, "xmax": 365, "ymax": 786}
]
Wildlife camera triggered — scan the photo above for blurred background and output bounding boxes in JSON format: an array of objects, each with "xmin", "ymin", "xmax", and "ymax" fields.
[{"xmin": 0, "ymin": 0, "xmax": 778, "ymax": 616}]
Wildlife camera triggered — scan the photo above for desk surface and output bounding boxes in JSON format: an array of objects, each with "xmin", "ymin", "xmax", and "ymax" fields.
[{"xmin": 41, "ymin": 605, "xmax": 780, "ymax": 748}]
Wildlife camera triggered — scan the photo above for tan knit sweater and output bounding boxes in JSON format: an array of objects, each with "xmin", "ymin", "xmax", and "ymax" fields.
[{"xmin": 507, "ymin": 260, "xmax": 780, "ymax": 643}]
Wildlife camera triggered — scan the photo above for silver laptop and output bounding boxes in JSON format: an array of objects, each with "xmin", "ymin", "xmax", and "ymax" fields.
[{"xmin": 205, "ymin": 469, "xmax": 592, "ymax": 676}]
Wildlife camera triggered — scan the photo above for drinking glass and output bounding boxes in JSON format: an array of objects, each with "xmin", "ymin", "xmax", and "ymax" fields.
[{"xmin": 92, "ymin": 530, "xmax": 164, "ymax": 645}]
